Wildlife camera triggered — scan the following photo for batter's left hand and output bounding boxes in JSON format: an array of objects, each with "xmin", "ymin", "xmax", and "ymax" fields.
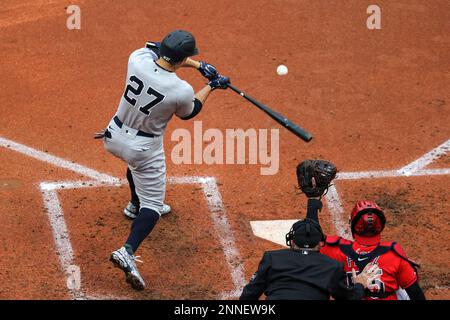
[
  {"xmin": 199, "ymin": 61, "xmax": 218, "ymax": 80},
  {"xmin": 208, "ymin": 74, "xmax": 230, "ymax": 90}
]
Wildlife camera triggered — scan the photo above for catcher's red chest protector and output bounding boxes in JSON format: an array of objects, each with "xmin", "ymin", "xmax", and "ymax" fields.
[{"xmin": 321, "ymin": 236, "xmax": 419, "ymax": 300}]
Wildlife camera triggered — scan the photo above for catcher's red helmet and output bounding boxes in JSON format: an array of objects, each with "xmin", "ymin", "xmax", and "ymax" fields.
[{"xmin": 350, "ymin": 200, "xmax": 386, "ymax": 237}]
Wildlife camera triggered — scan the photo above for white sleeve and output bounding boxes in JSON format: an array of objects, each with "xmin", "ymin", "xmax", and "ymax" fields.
[
  {"xmin": 128, "ymin": 48, "xmax": 158, "ymax": 63},
  {"xmin": 175, "ymin": 83, "xmax": 195, "ymax": 119}
]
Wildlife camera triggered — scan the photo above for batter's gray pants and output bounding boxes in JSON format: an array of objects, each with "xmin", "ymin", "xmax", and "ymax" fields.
[{"xmin": 103, "ymin": 118, "xmax": 165, "ymax": 215}]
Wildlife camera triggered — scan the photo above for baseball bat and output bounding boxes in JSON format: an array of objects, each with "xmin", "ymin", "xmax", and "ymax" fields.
[{"xmin": 227, "ymin": 84, "xmax": 313, "ymax": 142}]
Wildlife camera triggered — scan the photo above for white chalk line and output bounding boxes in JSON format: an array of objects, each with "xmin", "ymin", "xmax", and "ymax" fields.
[
  {"xmin": 324, "ymin": 138, "xmax": 450, "ymax": 240},
  {"xmin": 323, "ymin": 185, "xmax": 351, "ymax": 238},
  {"xmin": 169, "ymin": 176, "xmax": 246, "ymax": 298},
  {"xmin": 336, "ymin": 168, "xmax": 450, "ymax": 181},
  {"xmin": 399, "ymin": 139, "xmax": 450, "ymax": 175},
  {"xmin": 203, "ymin": 177, "xmax": 246, "ymax": 298},
  {"xmin": 40, "ymin": 187, "xmax": 74, "ymax": 275},
  {"xmin": 0, "ymin": 136, "xmax": 244, "ymax": 300},
  {"xmin": 0, "ymin": 137, "xmax": 118, "ymax": 184}
]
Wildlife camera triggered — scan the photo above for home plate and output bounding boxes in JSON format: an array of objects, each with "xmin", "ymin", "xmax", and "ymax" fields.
[{"xmin": 250, "ymin": 219, "xmax": 298, "ymax": 247}]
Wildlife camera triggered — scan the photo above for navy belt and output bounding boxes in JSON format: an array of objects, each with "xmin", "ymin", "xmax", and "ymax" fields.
[{"xmin": 113, "ymin": 116, "xmax": 158, "ymax": 138}]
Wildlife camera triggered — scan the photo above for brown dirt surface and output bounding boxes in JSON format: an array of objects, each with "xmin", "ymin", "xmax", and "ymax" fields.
[{"xmin": 0, "ymin": 0, "xmax": 449, "ymax": 300}]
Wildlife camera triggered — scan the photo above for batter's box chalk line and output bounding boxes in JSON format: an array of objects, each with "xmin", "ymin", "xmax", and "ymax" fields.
[{"xmin": 0, "ymin": 136, "xmax": 246, "ymax": 300}]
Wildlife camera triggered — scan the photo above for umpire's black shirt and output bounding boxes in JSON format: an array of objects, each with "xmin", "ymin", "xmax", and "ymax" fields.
[{"xmin": 240, "ymin": 249, "xmax": 364, "ymax": 300}]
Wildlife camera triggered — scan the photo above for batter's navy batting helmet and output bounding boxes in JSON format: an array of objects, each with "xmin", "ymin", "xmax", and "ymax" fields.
[
  {"xmin": 350, "ymin": 200, "xmax": 386, "ymax": 237},
  {"xmin": 160, "ymin": 30, "xmax": 199, "ymax": 64},
  {"xmin": 285, "ymin": 218, "xmax": 325, "ymax": 248}
]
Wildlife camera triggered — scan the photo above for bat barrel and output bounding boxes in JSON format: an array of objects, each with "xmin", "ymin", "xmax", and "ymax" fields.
[{"xmin": 228, "ymin": 84, "xmax": 313, "ymax": 142}]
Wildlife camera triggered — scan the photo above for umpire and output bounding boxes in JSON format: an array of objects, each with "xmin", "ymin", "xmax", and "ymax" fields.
[{"xmin": 240, "ymin": 218, "xmax": 378, "ymax": 300}]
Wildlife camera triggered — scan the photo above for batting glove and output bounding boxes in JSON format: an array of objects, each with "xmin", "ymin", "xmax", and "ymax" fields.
[
  {"xmin": 199, "ymin": 61, "xmax": 219, "ymax": 80},
  {"xmin": 208, "ymin": 75, "xmax": 230, "ymax": 90}
]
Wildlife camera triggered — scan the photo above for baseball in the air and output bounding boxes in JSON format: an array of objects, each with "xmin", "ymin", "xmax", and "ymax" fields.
[{"xmin": 277, "ymin": 65, "xmax": 288, "ymax": 76}]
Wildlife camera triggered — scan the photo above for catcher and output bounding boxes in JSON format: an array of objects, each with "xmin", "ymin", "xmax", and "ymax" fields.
[{"xmin": 296, "ymin": 160, "xmax": 426, "ymax": 300}]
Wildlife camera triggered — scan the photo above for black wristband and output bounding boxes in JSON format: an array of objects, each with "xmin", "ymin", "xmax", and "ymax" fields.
[
  {"xmin": 306, "ymin": 198, "xmax": 323, "ymax": 222},
  {"xmin": 181, "ymin": 98, "xmax": 203, "ymax": 120}
]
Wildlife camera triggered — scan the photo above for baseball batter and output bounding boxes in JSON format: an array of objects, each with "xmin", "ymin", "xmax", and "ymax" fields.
[{"xmin": 96, "ymin": 30, "xmax": 230, "ymax": 290}]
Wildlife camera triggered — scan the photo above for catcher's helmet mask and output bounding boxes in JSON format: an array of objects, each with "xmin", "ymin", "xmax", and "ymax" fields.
[
  {"xmin": 350, "ymin": 201, "xmax": 386, "ymax": 237},
  {"xmin": 160, "ymin": 30, "xmax": 199, "ymax": 64},
  {"xmin": 285, "ymin": 218, "xmax": 325, "ymax": 249}
]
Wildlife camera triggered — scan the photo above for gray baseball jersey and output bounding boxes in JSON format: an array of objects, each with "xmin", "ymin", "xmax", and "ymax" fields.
[
  {"xmin": 115, "ymin": 48, "xmax": 195, "ymax": 136},
  {"xmin": 104, "ymin": 47, "xmax": 195, "ymax": 213}
]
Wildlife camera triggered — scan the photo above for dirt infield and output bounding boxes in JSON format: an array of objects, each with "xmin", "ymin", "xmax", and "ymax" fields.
[{"xmin": 0, "ymin": 0, "xmax": 449, "ymax": 300}]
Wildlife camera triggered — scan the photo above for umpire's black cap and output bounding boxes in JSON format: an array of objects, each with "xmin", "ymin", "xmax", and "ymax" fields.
[
  {"xmin": 286, "ymin": 219, "xmax": 325, "ymax": 248},
  {"xmin": 160, "ymin": 30, "xmax": 199, "ymax": 64}
]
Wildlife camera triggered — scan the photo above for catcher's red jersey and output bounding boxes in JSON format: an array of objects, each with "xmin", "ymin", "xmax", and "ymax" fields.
[{"xmin": 320, "ymin": 236, "xmax": 418, "ymax": 300}]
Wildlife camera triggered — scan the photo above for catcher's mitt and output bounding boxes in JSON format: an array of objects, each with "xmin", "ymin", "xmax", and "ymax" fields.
[{"xmin": 296, "ymin": 160, "xmax": 337, "ymax": 197}]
